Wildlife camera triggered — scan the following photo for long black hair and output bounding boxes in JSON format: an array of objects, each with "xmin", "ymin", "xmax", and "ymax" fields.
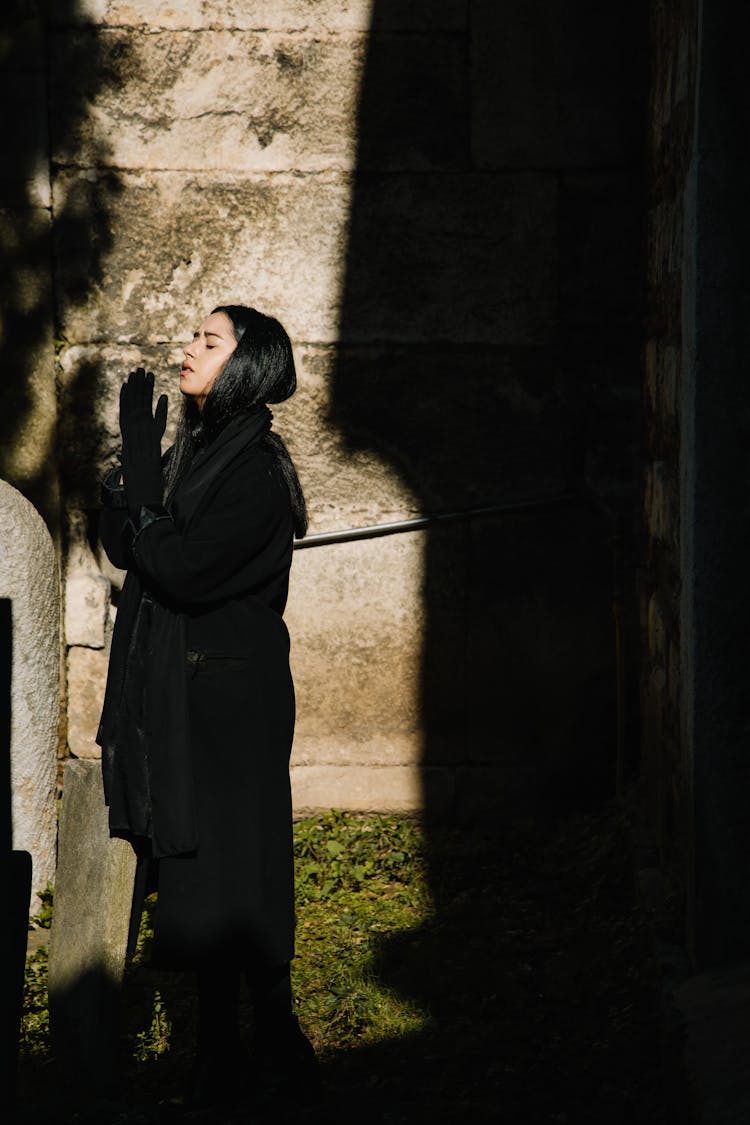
[{"xmin": 164, "ymin": 305, "xmax": 308, "ymax": 537}]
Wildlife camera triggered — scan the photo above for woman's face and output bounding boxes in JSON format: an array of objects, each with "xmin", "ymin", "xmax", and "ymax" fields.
[{"xmin": 180, "ymin": 311, "xmax": 237, "ymax": 407}]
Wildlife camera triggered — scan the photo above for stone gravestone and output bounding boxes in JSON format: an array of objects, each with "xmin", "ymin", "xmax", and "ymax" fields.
[
  {"xmin": 0, "ymin": 481, "xmax": 59, "ymax": 1110},
  {"xmin": 45, "ymin": 507, "xmax": 136, "ymax": 1100},
  {"xmin": 48, "ymin": 759, "xmax": 137, "ymax": 1102},
  {"xmin": 0, "ymin": 598, "xmax": 32, "ymax": 1113},
  {"xmin": 0, "ymin": 479, "xmax": 59, "ymax": 903}
]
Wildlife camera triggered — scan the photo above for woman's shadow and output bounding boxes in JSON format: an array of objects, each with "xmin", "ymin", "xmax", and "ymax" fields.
[{"xmin": 321, "ymin": 2, "xmax": 647, "ymax": 1121}]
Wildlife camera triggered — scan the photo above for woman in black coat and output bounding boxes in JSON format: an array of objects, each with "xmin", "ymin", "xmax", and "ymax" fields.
[{"xmin": 97, "ymin": 305, "xmax": 318, "ymax": 1110}]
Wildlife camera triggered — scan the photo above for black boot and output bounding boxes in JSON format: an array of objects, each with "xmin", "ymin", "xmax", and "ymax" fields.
[
  {"xmin": 184, "ymin": 968, "xmax": 248, "ymax": 1113},
  {"xmin": 250, "ymin": 1014, "xmax": 322, "ymax": 1112},
  {"xmin": 186, "ymin": 1031, "xmax": 249, "ymax": 1112}
]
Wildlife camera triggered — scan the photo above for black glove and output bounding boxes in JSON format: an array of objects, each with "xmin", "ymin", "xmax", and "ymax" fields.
[{"xmin": 119, "ymin": 368, "xmax": 168, "ymax": 514}]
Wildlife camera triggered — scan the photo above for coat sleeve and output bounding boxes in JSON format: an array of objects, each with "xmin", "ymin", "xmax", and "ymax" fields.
[
  {"xmin": 99, "ymin": 465, "xmax": 131, "ymax": 570},
  {"xmin": 130, "ymin": 460, "xmax": 290, "ymax": 606}
]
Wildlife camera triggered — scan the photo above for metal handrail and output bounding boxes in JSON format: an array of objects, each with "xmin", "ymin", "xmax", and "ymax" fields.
[{"xmin": 293, "ymin": 490, "xmax": 581, "ymax": 549}]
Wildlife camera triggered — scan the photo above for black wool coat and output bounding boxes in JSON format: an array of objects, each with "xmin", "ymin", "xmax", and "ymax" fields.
[{"xmin": 98, "ymin": 411, "xmax": 297, "ymax": 969}]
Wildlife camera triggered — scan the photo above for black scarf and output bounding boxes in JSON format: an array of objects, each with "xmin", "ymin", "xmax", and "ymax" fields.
[{"xmin": 98, "ymin": 406, "xmax": 272, "ymax": 858}]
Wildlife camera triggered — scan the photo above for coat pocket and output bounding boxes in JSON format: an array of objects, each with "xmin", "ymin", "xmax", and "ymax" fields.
[{"xmin": 185, "ymin": 649, "xmax": 253, "ymax": 678}]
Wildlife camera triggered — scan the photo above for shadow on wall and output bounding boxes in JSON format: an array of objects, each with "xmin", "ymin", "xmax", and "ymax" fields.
[
  {"xmin": 325, "ymin": 0, "xmax": 647, "ymax": 1119},
  {"xmin": 331, "ymin": 1, "xmax": 646, "ymax": 816},
  {"xmin": 0, "ymin": 1, "xmax": 126, "ymax": 531}
]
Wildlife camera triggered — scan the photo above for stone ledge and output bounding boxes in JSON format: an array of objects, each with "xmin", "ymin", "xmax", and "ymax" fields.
[
  {"xmin": 290, "ymin": 763, "xmax": 576, "ymax": 820},
  {"xmin": 291, "ymin": 763, "xmax": 423, "ymax": 815},
  {"xmin": 290, "ymin": 764, "xmax": 457, "ymax": 818}
]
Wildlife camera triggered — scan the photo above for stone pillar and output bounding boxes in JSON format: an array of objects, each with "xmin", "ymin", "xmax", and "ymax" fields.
[
  {"xmin": 647, "ymin": 0, "xmax": 750, "ymax": 967},
  {"xmin": 642, "ymin": 0, "xmax": 697, "ymax": 888},
  {"xmin": 0, "ymin": 479, "xmax": 59, "ymax": 904}
]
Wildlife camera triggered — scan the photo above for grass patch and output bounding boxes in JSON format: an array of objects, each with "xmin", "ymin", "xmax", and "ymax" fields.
[
  {"xmin": 292, "ymin": 810, "xmax": 433, "ymax": 1053},
  {"xmin": 30, "ymin": 882, "xmax": 54, "ymax": 930},
  {"xmin": 18, "ymin": 805, "xmax": 669, "ymax": 1122},
  {"xmin": 20, "ymin": 811, "xmax": 436, "ymax": 1070},
  {"xmin": 20, "ymin": 949, "xmax": 49, "ymax": 1057}
]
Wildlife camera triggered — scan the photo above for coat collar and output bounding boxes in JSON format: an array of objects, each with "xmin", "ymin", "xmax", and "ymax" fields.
[{"xmin": 171, "ymin": 406, "xmax": 272, "ymax": 526}]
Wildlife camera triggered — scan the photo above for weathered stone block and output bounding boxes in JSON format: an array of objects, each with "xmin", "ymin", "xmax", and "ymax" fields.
[
  {"xmin": 671, "ymin": 962, "xmax": 750, "ymax": 1125},
  {"xmin": 52, "ymin": 28, "xmax": 468, "ymax": 175},
  {"xmin": 275, "ymin": 350, "xmax": 420, "ymax": 531},
  {"xmin": 296, "ymin": 343, "xmax": 564, "ymax": 522},
  {"xmin": 472, "ymin": 0, "xmax": 644, "ymax": 169},
  {"xmin": 64, "ymin": 509, "xmax": 112, "ymax": 650},
  {"xmin": 51, "ymin": 29, "xmax": 365, "ymax": 174},
  {"xmin": 645, "ymin": 338, "xmax": 659, "ymax": 415},
  {"xmin": 0, "ymin": 0, "xmax": 46, "ymax": 59},
  {"xmin": 0, "ymin": 481, "xmax": 58, "ymax": 904},
  {"xmin": 53, "ymin": 169, "xmax": 352, "ymax": 346},
  {"xmin": 65, "ymin": 0, "xmax": 468, "ymax": 32},
  {"xmin": 338, "ymin": 171, "xmax": 557, "ymax": 346},
  {"xmin": 0, "ymin": 73, "xmax": 50, "ymax": 201},
  {"xmin": 660, "ymin": 344, "xmax": 679, "ymax": 419},
  {"xmin": 464, "ymin": 506, "xmax": 615, "ymax": 786},
  {"xmin": 287, "ymin": 532, "xmax": 424, "ymax": 759},
  {"xmin": 647, "ymin": 592, "xmax": 668, "ymax": 665},
  {"xmin": 65, "ymin": 573, "xmax": 109, "ymax": 649},
  {"xmin": 67, "ymin": 646, "xmax": 108, "ymax": 760},
  {"xmin": 650, "ymin": 0, "xmax": 695, "ymax": 157},
  {"xmin": 646, "ymin": 665, "xmax": 667, "ymax": 724},
  {"xmin": 334, "ymin": 31, "xmax": 468, "ymax": 172},
  {"xmin": 559, "ymin": 173, "xmax": 643, "ymax": 326},
  {"xmin": 668, "ymin": 640, "xmax": 680, "ymax": 706},
  {"xmin": 454, "ymin": 764, "xmax": 547, "ymax": 819},
  {"xmin": 645, "ymin": 460, "xmax": 678, "ymax": 547},
  {"xmin": 48, "ymin": 759, "xmax": 136, "ymax": 1099},
  {"xmin": 412, "ymin": 524, "xmax": 468, "ymax": 765},
  {"xmin": 291, "ymin": 732, "xmax": 421, "ymax": 769},
  {"xmin": 290, "ymin": 763, "xmax": 433, "ymax": 815},
  {"xmin": 0, "ymin": 208, "xmax": 58, "ymax": 525}
]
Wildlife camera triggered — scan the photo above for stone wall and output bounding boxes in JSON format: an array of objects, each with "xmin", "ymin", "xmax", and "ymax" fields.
[
  {"xmin": 644, "ymin": 0, "xmax": 750, "ymax": 967},
  {"xmin": 0, "ymin": 2, "xmax": 59, "ymax": 534},
  {"xmin": 5, "ymin": 1, "xmax": 647, "ymax": 816},
  {"xmin": 683, "ymin": 2, "xmax": 750, "ymax": 965},
  {"xmin": 642, "ymin": 0, "xmax": 697, "ymax": 884}
]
